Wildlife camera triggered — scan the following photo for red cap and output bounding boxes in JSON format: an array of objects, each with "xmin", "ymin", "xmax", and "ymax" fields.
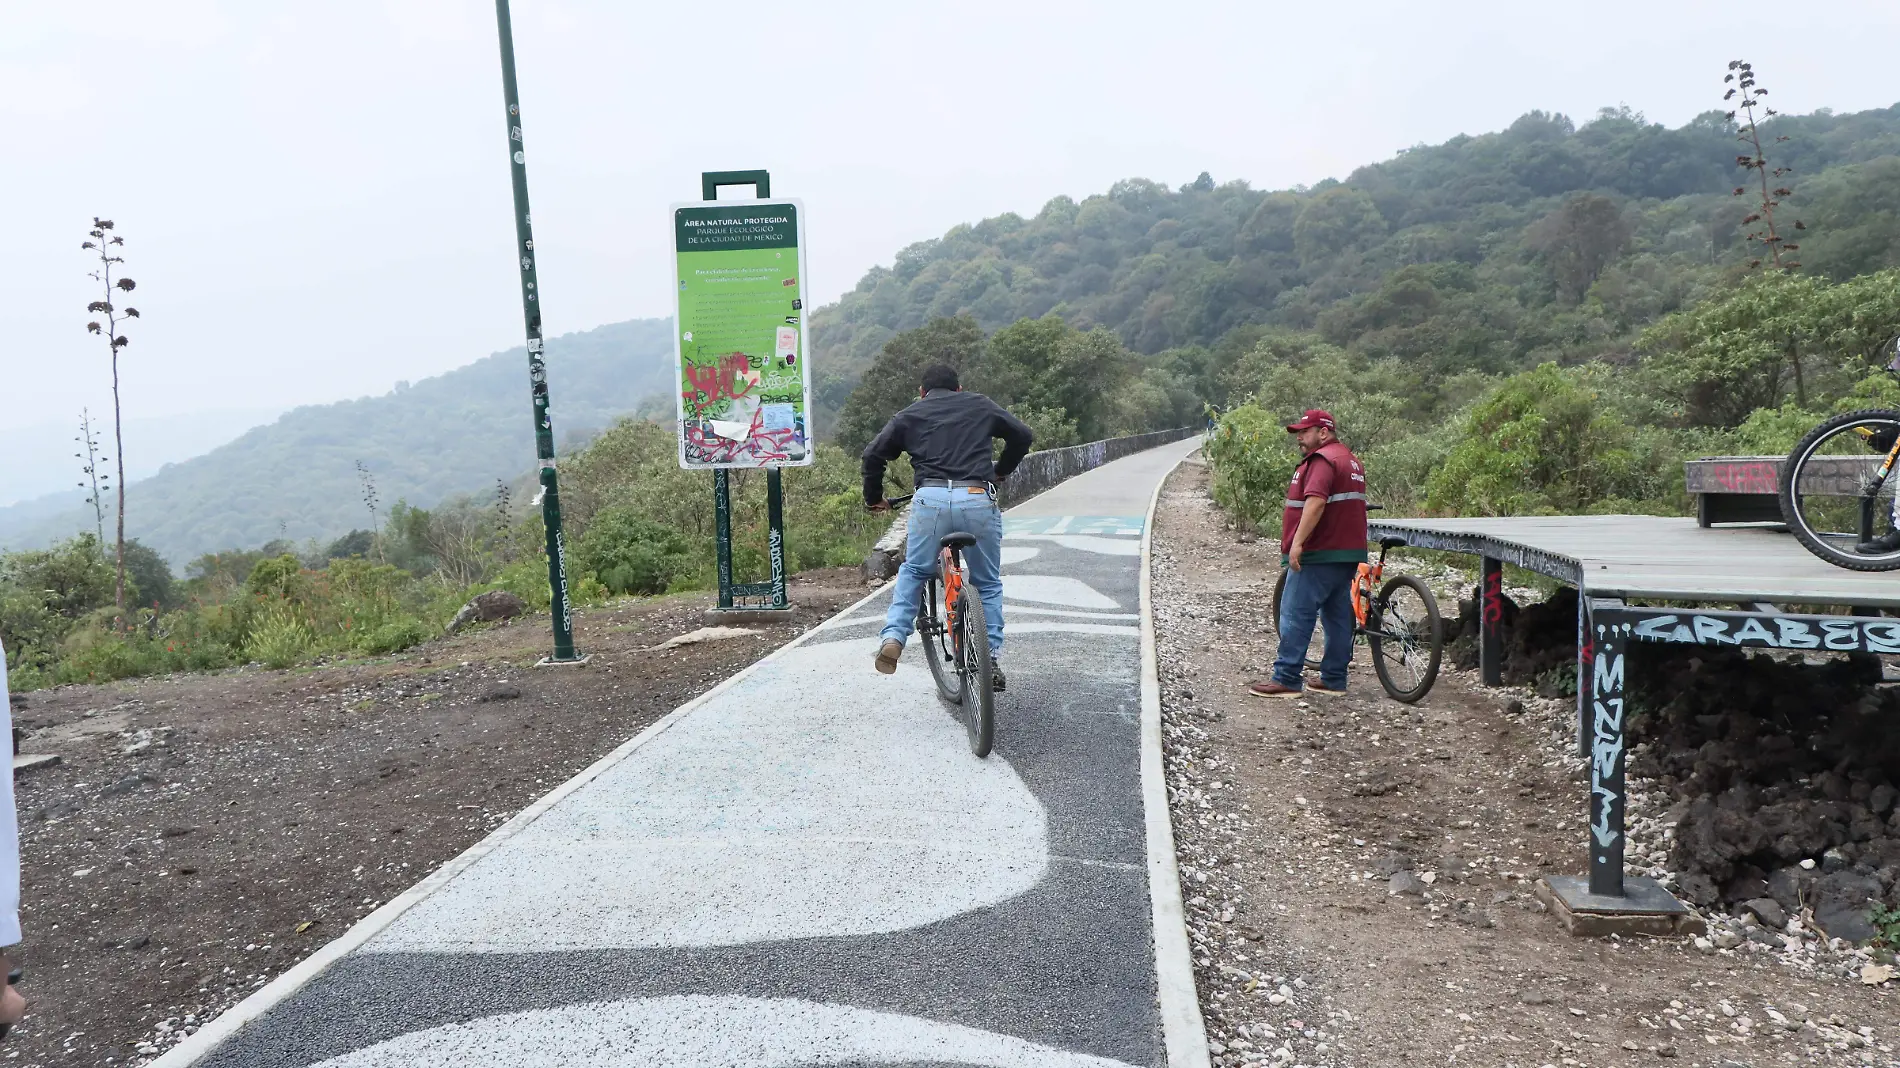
[{"xmin": 1285, "ymin": 409, "xmax": 1336, "ymax": 432}]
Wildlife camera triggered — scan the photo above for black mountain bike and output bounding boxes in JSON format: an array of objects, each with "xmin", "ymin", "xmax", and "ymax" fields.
[{"xmin": 1779, "ymin": 338, "xmax": 1900, "ymax": 571}]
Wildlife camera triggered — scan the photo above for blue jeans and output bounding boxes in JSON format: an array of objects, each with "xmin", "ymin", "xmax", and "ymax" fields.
[
  {"xmin": 1273, "ymin": 562, "xmax": 1356, "ymax": 690},
  {"xmin": 881, "ymin": 486, "xmax": 1005, "ymax": 658}
]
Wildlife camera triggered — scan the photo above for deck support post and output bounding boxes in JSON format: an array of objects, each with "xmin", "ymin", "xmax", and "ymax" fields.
[
  {"xmin": 1584, "ymin": 598, "xmax": 1628, "ymax": 898},
  {"xmin": 1479, "ymin": 555, "xmax": 1504, "ymax": 686}
]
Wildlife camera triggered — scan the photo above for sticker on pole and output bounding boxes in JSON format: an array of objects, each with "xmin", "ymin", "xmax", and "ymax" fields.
[{"xmin": 671, "ymin": 198, "xmax": 813, "ymax": 468}]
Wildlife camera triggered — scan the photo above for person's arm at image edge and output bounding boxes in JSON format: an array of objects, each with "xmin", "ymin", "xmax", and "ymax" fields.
[{"xmin": 0, "ymin": 641, "xmax": 26, "ymax": 1032}]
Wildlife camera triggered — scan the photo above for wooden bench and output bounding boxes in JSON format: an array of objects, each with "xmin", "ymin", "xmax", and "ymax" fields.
[
  {"xmin": 1684, "ymin": 456, "xmax": 1784, "ymax": 527},
  {"xmin": 1685, "ymin": 455, "xmax": 1884, "ymax": 527}
]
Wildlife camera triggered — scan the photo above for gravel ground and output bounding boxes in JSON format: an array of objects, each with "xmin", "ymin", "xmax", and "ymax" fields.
[
  {"xmin": 1151, "ymin": 455, "xmax": 1900, "ymax": 1068},
  {"xmin": 2, "ymin": 568, "xmax": 868, "ymax": 1067}
]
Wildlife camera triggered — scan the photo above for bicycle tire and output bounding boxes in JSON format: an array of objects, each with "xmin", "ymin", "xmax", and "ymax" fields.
[
  {"xmin": 918, "ymin": 575, "xmax": 961, "ymax": 704},
  {"xmin": 958, "ymin": 585, "xmax": 995, "ymax": 758},
  {"xmin": 1270, "ymin": 567, "xmax": 1325, "ymax": 669},
  {"xmin": 1368, "ymin": 574, "xmax": 1442, "ymax": 703},
  {"xmin": 1779, "ymin": 408, "xmax": 1900, "ymax": 572}
]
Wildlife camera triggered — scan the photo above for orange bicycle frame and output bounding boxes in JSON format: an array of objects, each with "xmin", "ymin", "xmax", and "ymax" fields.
[
  {"xmin": 941, "ymin": 548, "xmax": 965, "ymax": 642},
  {"xmin": 1350, "ymin": 560, "xmax": 1380, "ymax": 628}
]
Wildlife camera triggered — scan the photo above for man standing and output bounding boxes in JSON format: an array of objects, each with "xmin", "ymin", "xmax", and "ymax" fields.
[
  {"xmin": 1250, "ymin": 409, "xmax": 1368, "ymax": 698},
  {"xmin": 863, "ymin": 364, "xmax": 1034, "ymax": 690}
]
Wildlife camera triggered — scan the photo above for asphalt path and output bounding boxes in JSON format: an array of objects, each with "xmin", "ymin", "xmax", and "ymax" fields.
[{"xmin": 164, "ymin": 435, "xmax": 1205, "ymax": 1068}]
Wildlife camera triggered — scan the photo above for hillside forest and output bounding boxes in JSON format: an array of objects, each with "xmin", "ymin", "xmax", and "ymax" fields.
[{"xmin": 7, "ymin": 94, "xmax": 1900, "ymax": 689}]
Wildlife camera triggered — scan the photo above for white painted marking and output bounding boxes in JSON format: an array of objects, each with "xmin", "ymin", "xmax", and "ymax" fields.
[
  {"xmin": 1001, "ymin": 545, "xmax": 1042, "ymax": 565},
  {"xmin": 1011, "ymin": 623, "xmax": 1140, "ymax": 636},
  {"xmin": 1047, "ymin": 514, "xmax": 1075, "ymax": 534},
  {"xmin": 1046, "ymin": 534, "xmax": 1143, "ymax": 556},
  {"xmin": 368, "ymin": 640, "xmax": 1048, "ymax": 952},
  {"xmin": 1004, "ymin": 574, "xmax": 1120, "ymax": 609},
  {"xmin": 307, "ymin": 996, "xmax": 1142, "ymax": 1068},
  {"xmin": 1006, "ymin": 606, "xmax": 1140, "ymax": 620}
]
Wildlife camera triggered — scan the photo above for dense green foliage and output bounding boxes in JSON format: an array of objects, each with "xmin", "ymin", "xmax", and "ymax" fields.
[
  {"xmin": 0, "ymin": 319, "xmax": 678, "ymax": 564},
  {"xmin": 813, "ymin": 104, "xmax": 1900, "ymax": 434},
  {"xmin": 0, "ymin": 416, "xmax": 893, "ymax": 689},
  {"xmin": 1206, "ymin": 269, "xmax": 1900, "ymax": 531}
]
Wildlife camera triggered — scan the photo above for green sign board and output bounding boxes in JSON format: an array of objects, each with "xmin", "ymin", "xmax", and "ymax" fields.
[{"xmin": 671, "ymin": 199, "xmax": 813, "ymax": 468}]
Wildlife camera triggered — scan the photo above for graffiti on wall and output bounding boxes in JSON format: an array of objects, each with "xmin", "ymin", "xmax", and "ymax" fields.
[
  {"xmin": 1627, "ymin": 610, "xmax": 1900, "ymax": 653},
  {"xmin": 1588, "ymin": 621, "xmax": 1629, "ymax": 854}
]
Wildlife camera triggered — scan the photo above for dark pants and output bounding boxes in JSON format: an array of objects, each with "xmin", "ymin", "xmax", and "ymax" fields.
[{"xmin": 1273, "ymin": 562, "xmax": 1356, "ymax": 690}]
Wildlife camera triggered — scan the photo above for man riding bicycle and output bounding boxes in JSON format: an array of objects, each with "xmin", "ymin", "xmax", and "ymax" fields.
[{"xmin": 863, "ymin": 364, "xmax": 1035, "ymax": 691}]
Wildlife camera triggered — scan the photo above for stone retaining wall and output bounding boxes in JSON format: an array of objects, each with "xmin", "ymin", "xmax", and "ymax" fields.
[{"xmin": 861, "ymin": 426, "xmax": 1199, "ymax": 580}]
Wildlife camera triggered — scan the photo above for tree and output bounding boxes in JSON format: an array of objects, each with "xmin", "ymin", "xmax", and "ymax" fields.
[
  {"xmin": 1292, "ymin": 186, "xmax": 1386, "ymax": 272},
  {"xmin": 82, "ymin": 218, "xmax": 139, "ymax": 619},
  {"xmin": 118, "ymin": 540, "xmax": 177, "ymax": 611},
  {"xmin": 1528, "ymin": 193, "xmax": 1632, "ymax": 303},
  {"xmin": 75, "ymin": 408, "xmax": 110, "ymax": 547},
  {"xmin": 832, "ymin": 316, "xmax": 986, "ymax": 455}
]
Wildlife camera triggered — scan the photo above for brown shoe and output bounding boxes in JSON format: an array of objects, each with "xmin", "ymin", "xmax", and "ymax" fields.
[
  {"xmin": 874, "ymin": 639, "xmax": 903, "ymax": 674},
  {"xmin": 1247, "ymin": 679, "xmax": 1303, "ymax": 698},
  {"xmin": 1305, "ymin": 681, "xmax": 1346, "ymax": 697}
]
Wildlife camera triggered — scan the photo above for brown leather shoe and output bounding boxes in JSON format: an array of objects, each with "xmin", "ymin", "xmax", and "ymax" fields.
[
  {"xmin": 1305, "ymin": 681, "xmax": 1346, "ymax": 697},
  {"xmin": 1247, "ymin": 679, "xmax": 1303, "ymax": 698},
  {"xmin": 874, "ymin": 639, "xmax": 903, "ymax": 674}
]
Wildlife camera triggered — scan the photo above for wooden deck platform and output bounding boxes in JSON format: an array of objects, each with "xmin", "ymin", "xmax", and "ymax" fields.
[{"xmin": 1368, "ymin": 514, "xmax": 1900, "ymax": 609}]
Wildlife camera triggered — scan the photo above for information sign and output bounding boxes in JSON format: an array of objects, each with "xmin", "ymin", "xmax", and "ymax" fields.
[{"xmin": 671, "ymin": 199, "xmax": 812, "ymax": 468}]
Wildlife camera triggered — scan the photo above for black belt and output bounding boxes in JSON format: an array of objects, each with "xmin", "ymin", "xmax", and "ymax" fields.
[{"xmin": 916, "ymin": 478, "xmax": 994, "ymax": 491}]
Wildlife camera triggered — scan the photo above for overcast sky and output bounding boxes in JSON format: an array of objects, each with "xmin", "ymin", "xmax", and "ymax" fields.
[{"xmin": 4, "ymin": 0, "xmax": 1898, "ymax": 441}]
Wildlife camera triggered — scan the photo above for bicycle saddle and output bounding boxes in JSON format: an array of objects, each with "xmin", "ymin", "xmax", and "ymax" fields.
[
  {"xmin": 939, "ymin": 532, "xmax": 979, "ymax": 550},
  {"xmin": 1379, "ymin": 535, "xmax": 1408, "ymax": 550}
]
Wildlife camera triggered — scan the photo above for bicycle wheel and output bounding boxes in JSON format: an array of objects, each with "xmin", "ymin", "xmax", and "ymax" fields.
[
  {"xmin": 1271, "ymin": 567, "xmax": 1324, "ymax": 669},
  {"xmin": 1779, "ymin": 408, "xmax": 1900, "ymax": 572},
  {"xmin": 957, "ymin": 585, "xmax": 995, "ymax": 758},
  {"xmin": 1368, "ymin": 574, "xmax": 1442, "ymax": 703},
  {"xmin": 917, "ymin": 575, "xmax": 961, "ymax": 704}
]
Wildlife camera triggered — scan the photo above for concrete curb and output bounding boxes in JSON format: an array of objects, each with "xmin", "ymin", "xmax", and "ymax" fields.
[
  {"xmin": 150, "ymin": 578, "xmax": 900, "ymax": 1067},
  {"xmin": 1138, "ymin": 440, "xmax": 1213, "ymax": 1068}
]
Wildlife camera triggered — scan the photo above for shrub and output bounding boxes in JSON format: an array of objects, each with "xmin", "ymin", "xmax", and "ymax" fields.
[
  {"xmin": 572, "ymin": 506, "xmax": 695, "ymax": 596},
  {"xmin": 245, "ymin": 600, "xmax": 313, "ymax": 669},
  {"xmin": 1423, "ymin": 363, "xmax": 1678, "ymax": 516}
]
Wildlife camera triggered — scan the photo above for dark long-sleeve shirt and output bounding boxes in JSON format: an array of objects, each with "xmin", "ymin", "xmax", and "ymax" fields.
[{"xmin": 861, "ymin": 389, "xmax": 1035, "ymax": 506}]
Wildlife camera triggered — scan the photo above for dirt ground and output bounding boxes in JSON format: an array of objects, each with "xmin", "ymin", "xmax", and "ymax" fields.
[
  {"xmin": 2, "ymin": 568, "xmax": 869, "ymax": 1066},
  {"xmin": 1152, "ymin": 455, "xmax": 1900, "ymax": 1068}
]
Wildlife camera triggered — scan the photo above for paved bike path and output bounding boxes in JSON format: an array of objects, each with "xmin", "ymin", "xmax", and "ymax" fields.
[{"xmin": 164, "ymin": 435, "xmax": 1205, "ymax": 1068}]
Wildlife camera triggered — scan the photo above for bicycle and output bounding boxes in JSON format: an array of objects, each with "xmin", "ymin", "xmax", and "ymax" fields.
[
  {"xmin": 1271, "ymin": 535, "xmax": 1443, "ymax": 703},
  {"xmin": 1778, "ymin": 337, "xmax": 1900, "ymax": 572},
  {"xmin": 914, "ymin": 529, "xmax": 996, "ymax": 757}
]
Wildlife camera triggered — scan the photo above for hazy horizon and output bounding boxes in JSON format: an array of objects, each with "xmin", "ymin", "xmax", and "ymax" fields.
[{"xmin": 6, "ymin": 0, "xmax": 1898, "ymax": 439}]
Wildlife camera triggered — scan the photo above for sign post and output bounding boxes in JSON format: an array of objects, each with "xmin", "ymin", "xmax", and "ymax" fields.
[
  {"xmin": 493, "ymin": 0, "xmax": 583, "ymax": 664},
  {"xmin": 674, "ymin": 170, "xmax": 809, "ymax": 617}
]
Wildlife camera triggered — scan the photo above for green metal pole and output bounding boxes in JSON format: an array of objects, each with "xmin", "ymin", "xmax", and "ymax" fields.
[
  {"xmin": 767, "ymin": 468, "xmax": 787, "ymax": 608},
  {"xmin": 714, "ymin": 469, "xmax": 734, "ymax": 609},
  {"xmin": 495, "ymin": 0, "xmax": 580, "ymax": 662}
]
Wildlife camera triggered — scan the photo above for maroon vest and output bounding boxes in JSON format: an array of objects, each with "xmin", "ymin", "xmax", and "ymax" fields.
[{"xmin": 1281, "ymin": 440, "xmax": 1369, "ymax": 561}]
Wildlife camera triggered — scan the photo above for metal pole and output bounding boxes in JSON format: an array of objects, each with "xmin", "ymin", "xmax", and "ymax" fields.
[
  {"xmin": 767, "ymin": 468, "xmax": 787, "ymax": 608},
  {"xmin": 1586, "ymin": 601, "xmax": 1628, "ymax": 897},
  {"xmin": 1479, "ymin": 556, "xmax": 1504, "ymax": 686},
  {"xmin": 714, "ymin": 469, "xmax": 734, "ymax": 609},
  {"xmin": 494, "ymin": 0, "xmax": 581, "ymax": 663}
]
